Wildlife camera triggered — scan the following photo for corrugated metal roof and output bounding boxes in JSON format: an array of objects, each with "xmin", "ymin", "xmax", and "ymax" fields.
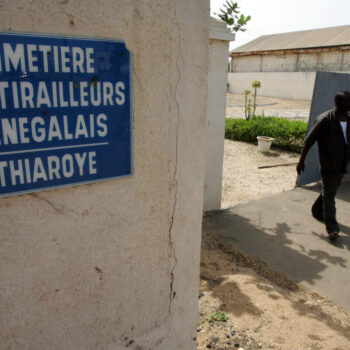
[{"xmin": 231, "ymin": 25, "xmax": 350, "ymax": 54}]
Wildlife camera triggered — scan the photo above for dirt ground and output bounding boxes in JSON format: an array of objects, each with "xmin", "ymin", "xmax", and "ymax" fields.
[
  {"xmin": 221, "ymin": 140, "xmax": 299, "ymax": 209},
  {"xmin": 197, "ymin": 136, "xmax": 350, "ymax": 349}
]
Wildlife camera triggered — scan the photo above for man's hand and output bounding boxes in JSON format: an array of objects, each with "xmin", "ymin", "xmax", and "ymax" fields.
[{"xmin": 296, "ymin": 160, "xmax": 305, "ymax": 175}]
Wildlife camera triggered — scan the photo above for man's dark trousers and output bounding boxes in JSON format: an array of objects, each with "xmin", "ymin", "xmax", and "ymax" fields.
[{"xmin": 312, "ymin": 171, "xmax": 343, "ymax": 233}]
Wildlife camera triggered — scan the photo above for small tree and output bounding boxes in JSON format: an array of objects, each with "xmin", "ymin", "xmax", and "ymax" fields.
[
  {"xmin": 251, "ymin": 80, "xmax": 261, "ymax": 116},
  {"xmin": 243, "ymin": 89, "xmax": 251, "ymax": 120},
  {"xmin": 215, "ymin": 1, "xmax": 251, "ymax": 33}
]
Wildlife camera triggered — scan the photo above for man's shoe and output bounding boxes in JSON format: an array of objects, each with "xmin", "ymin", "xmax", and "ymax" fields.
[{"xmin": 328, "ymin": 231, "xmax": 339, "ymax": 240}]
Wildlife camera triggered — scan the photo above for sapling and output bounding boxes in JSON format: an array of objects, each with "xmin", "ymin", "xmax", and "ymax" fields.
[
  {"xmin": 243, "ymin": 88, "xmax": 251, "ymax": 120},
  {"xmin": 251, "ymin": 80, "xmax": 261, "ymax": 116}
]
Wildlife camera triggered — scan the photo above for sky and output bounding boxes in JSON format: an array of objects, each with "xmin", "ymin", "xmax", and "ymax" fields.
[{"xmin": 210, "ymin": 0, "xmax": 350, "ymax": 50}]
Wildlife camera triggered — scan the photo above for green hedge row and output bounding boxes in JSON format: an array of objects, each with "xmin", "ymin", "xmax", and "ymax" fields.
[{"xmin": 225, "ymin": 116, "xmax": 308, "ymax": 153}]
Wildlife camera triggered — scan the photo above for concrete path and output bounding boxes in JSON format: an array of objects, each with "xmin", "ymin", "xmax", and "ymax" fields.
[{"xmin": 204, "ymin": 177, "xmax": 350, "ymax": 312}]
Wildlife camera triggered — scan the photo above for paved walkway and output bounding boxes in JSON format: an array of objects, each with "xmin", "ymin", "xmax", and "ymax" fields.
[
  {"xmin": 204, "ymin": 177, "xmax": 350, "ymax": 311},
  {"xmin": 227, "ymin": 93, "xmax": 311, "ymax": 121}
]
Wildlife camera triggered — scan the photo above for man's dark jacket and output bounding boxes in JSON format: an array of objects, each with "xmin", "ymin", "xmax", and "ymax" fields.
[{"xmin": 304, "ymin": 108, "xmax": 350, "ymax": 173}]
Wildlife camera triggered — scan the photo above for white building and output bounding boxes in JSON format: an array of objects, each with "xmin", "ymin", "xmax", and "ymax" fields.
[{"xmin": 228, "ymin": 25, "xmax": 350, "ymax": 99}]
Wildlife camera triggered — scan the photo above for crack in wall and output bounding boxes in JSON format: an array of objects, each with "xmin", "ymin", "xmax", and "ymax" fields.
[
  {"xmin": 167, "ymin": 1, "xmax": 182, "ymax": 328},
  {"xmin": 29, "ymin": 193, "xmax": 80, "ymax": 217},
  {"xmin": 29, "ymin": 193, "xmax": 67, "ymax": 216}
]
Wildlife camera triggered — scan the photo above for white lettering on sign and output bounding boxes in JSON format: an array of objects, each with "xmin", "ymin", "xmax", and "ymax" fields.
[
  {"xmin": 0, "ymin": 43, "xmax": 95, "ymax": 73},
  {"xmin": 0, "ymin": 81, "xmax": 126, "ymax": 110},
  {"xmin": 0, "ymin": 151, "xmax": 97, "ymax": 187},
  {"xmin": 0, "ymin": 113, "xmax": 108, "ymax": 145}
]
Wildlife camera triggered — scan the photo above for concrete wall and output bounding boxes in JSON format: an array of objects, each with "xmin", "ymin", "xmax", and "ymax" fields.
[
  {"xmin": 228, "ymin": 71, "xmax": 317, "ymax": 99},
  {"xmin": 262, "ymin": 53, "xmax": 298, "ymax": 72},
  {"xmin": 231, "ymin": 55, "xmax": 262, "ymax": 73},
  {"xmin": 0, "ymin": 1, "xmax": 209, "ymax": 350},
  {"xmin": 231, "ymin": 50, "xmax": 350, "ymax": 73},
  {"xmin": 203, "ymin": 19, "xmax": 234, "ymax": 211},
  {"xmin": 298, "ymin": 51, "xmax": 342, "ymax": 72},
  {"xmin": 343, "ymin": 51, "xmax": 350, "ymax": 70}
]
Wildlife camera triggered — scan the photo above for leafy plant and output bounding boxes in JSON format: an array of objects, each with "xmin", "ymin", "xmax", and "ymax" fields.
[
  {"xmin": 215, "ymin": 1, "xmax": 251, "ymax": 32},
  {"xmin": 243, "ymin": 88, "xmax": 252, "ymax": 120},
  {"xmin": 225, "ymin": 116, "xmax": 308, "ymax": 152},
  {"xmin": 251, "ymin": 80, "xmax": 261, "ymax": 116},
  {"xmin": 206, "ymin": 311, "xmax": 228, "ymax": 323}
]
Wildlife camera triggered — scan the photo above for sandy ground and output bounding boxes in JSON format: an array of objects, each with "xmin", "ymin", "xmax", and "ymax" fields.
[
  {"xmin": 197, "ymin": 137, "xmax": 350, "ymax": 349},
  {"xmin": 221, "ymin": 140, "xmax": 299, "ymax": 208}
]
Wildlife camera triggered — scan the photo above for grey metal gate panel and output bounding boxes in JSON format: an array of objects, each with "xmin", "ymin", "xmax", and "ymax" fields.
[{"xmin": 297, "ymin": 71, "xmax": 350, "ymax": 186}]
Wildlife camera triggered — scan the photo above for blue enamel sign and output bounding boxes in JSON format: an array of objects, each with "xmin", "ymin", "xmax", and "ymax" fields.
[{"xmin": 0, "ymin": 32, "xmax": 132, "ymax": 197}]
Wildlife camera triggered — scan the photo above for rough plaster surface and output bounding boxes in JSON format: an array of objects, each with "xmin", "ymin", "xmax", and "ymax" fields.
[{"xmin": 0, "ymin": 1, "xmax": 209, "ymax": 349}]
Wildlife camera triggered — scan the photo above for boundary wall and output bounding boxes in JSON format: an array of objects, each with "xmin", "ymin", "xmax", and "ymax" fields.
[{"xmin": 228, "ymin": 72, "xmax": 317, "ymax": 100}]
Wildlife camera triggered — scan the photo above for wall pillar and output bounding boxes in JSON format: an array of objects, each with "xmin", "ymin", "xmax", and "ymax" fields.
[{"xmin": 204, "ymin": 18, "xmax": 235, "ymax": 211}]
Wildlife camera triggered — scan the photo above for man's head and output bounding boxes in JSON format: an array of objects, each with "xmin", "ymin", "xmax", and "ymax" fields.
[{"xmin": 334, "ymin": 91, "xmax": 350, "ymax": 112}]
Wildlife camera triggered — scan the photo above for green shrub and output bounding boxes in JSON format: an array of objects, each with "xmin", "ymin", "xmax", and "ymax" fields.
[{"xmin": 225, "ymin": 116, "xmax": 308, "ymax": 152}]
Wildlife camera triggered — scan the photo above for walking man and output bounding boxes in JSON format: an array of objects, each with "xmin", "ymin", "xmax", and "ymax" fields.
[{"xmin": 297, "ymin": 91, "xmax": 350, "ymax": 240}]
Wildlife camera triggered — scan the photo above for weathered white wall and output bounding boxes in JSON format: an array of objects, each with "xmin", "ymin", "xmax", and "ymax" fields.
[
  {"xmin": 231, "ymin": 50, "xmax": 350, "ymax": 73},
  {"xmin": 231, "ymin": 55, "xmax": 262, "ymax": 72},
  {"xmin": 343, "ymin": 51, "xmax": 350, "ymax": 70},
  {"xmin": 298, "ymin": 51, "xmax": 343, "ymax": 72},
  {"xmin": 262, "ymin": 53, "xmax": 298, "ymax": 72},
  {"xmin": 228, "ymin": 71, "xmax": 317, "ymax": 99},
  {"xmin": 203, "ymin": 19, "xmax": 234, "ymax": 211},
  {"xmin": 0, "ymin": 1, "xmax": 209, "ymax": 350}
]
